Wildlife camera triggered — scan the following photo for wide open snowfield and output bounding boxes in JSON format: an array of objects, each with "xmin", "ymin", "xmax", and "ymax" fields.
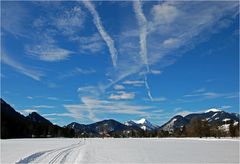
[{"xmin": 1, "ymin": 138, "xmax": 239, "ymax": 164}]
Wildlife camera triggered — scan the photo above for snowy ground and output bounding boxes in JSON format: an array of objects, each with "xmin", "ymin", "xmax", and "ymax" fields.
[{"xmin": 1, "ymin": 138, "xmax": 239, "ymax": 163}]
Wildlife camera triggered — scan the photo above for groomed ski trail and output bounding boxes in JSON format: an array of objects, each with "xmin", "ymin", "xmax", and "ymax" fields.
[{"xmin": 16, "ymin": 140, "xmax": 86, "ymax": 164}]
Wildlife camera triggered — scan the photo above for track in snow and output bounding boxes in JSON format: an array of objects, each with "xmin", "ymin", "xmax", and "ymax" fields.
[{"xmin": 16, "ymin": 140, "xmax": 86, "ymax": 164}]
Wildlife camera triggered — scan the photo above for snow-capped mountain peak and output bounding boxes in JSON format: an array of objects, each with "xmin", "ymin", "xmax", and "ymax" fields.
[
  {"xmin": 125, "ymin": 118, "xmax": 158, "ymax": 131},
  {"xmin": 205, "ymin": 108, "xmax": 222, "ymax": 113},
  {"xmin": 134, "ymin": 118, "xmax": 148, "ymax": 124}
]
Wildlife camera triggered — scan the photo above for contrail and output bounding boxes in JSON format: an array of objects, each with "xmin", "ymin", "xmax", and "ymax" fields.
[
  {"xmin": 133, "ymin": 0, "xmax": 149, "ymax": 71},
  {"xmin": 83, "ymin": 1, "xmax": 118, "ymax": 67},
  {"xmin": 144, "ymin": 75, "xmax": 153, "ymax": 100},
  {"xmin": 133, "ymin": 0, "xmax": 153, "ymax": 100}
]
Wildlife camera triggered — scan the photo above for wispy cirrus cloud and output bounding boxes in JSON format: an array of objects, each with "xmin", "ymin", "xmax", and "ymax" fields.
[
  {"xmin": 147, "ymin": 1, "xmax": 238, "ymax": 66},
  {"xmin": 1, "ymin": 1, "xmax": 29, "ymax": 37},
  {"xmin": 47, "ymin": 97, "xmax": 58, "ymax": 101},
  {"xmin": 77, "ymin": 86, "xmax": 102, "ymax": 97},
  {"xmin": 1, "ymin": 52, "xmax": 43, "ymax": 81},
  {"xmin": 33, "ymin": 4, "xmax": 85, "ymax": 37},
  {"xmin": 27, "ymin": 96, "xmax": 33, "ymax": 99},
  {"xmin": 21, "ymin": 109, "xmax": 38, "ymax": 114},
  {"xmin": 144, "ymin": 97, "xmax": 167, "ymax": 102},
  {"xmin": 64, "ymin": 97, "xmax": 154, "ymax": 121},
  {"xmin": 42, "ymin": 112, "xmax": 83, "ymax": 120},
  {"xmin": 109, "ymin": 91, "xmax": 135, "ymax": 100},
  {"xmin": 59, "ymin": 67, "xmax": 96, "ymax": 79},
  {"xmin": 123, "ymin": 80, "xmax": 144, "ymax": 86},
  {"xmin": 26, "ymin": 44, "xmax": 73, "ymax": 62},
  {"xmin": 193, "ymin": 88, "xmax": 206, "ymax": 93},
  {"xmin": 70, "ymin": 33, "xmax": 104, "ymax": 54},
  {"xmin": 182, "ymin": 88, "xmax": 238, "ymax": 101},
  {"xmin": 83, "ymin": 1, "xmax": 118, "ymax": 67},
  {"xmin": 54, "ymin": 6, "xmax": 85, "ymax": 36},
  {"xmin": 150, "ymin": 3, "xmax": 180, "ymax": 30},
  {"xmin": 149, "ymin": 70, "xmax": 161, "ymax": 75},
  {"xmin": 33, "ymin": 105, "xmax": 54, "ymax": 109},
  {"xmin": 24, "ymin": 5, "xmax": 85, "ymax": 62},
  {"xmin": 113, "ymin": 84, "xmax": 125, "ymax": 90},
  {"xmin": 70, "ymin": 67, "xmax": 95, "ymax": 74},
  {"xmin": 220, "ymin": 105, "xmax": 232, "ymax": 110},
  {"xmin": 183, "ymin": 92, "xmax": 223, "ymax": 99},
  {"xmin": 2, "ymin": 2, "xmax": 83, "ymax": 64}
]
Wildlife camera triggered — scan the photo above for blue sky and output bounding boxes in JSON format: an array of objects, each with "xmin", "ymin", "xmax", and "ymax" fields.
[{"xmin": 1, "ymin": 1, "xmax": 239, "ymax": 126}]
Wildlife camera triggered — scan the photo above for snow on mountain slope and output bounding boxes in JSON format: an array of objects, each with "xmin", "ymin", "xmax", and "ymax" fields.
[
  {"xmin": 219, "ymin": 124, "xmax": 230, "ymax": 132},
  {"xmin": 205, "ymin": 108, "xmax": 222, "ymax": 113},
  {"xmin": 160, "ymin": 115, "xmax": 189, "ymax": 132},
  {"xmin": 162, "ymin": 118, "xmax": 177, "ymax": 131},
  {"xmin": 134, "ymin": 118, "xmax": 148, "ymax": 124},
  {"xmin": 124, "ymin": 120, "xmax": 137, "ymax": 126}
]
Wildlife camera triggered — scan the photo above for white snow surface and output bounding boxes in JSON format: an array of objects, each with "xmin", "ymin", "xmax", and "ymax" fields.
[
  {"xmin": 1, "ymin": 138, "xmax": 239, "ymax": 164},
  {"xmin": 223, "ymin": 118, "xmax": 231, "ymax": 122}
]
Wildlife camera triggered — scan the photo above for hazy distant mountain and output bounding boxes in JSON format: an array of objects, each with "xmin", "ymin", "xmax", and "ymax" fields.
[{"xmin": 125, "ymin": 118, "xmax": 159, "ymax": 131}]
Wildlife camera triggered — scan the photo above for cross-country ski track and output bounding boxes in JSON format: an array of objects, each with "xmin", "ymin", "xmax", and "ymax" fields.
[{"xmin": 16, "ymin": 141, "xmax": 86, "ymax": 164}]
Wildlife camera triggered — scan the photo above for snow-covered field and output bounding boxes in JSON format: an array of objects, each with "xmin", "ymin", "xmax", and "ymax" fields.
[{"xmin": 1, "ymin": 138, "xmax": 239, "ymax": 163}]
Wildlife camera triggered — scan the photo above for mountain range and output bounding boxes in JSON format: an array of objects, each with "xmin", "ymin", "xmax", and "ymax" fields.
[
  {"xmin": 67, "ymin": 119, "xmax": 144, "ymax": 137},
  {"xmin": 1, "ymin": 98, "xmax": 239, "ymax": 138}
]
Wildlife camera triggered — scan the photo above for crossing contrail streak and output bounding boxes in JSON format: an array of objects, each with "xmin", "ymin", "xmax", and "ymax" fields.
[
  {"xmin": 83, "ymin": 1, "xmax": 118, "ymax": 67},
  {"xmin": 144, "ymin": 75, "xmax": 153, "ymax": 100}
]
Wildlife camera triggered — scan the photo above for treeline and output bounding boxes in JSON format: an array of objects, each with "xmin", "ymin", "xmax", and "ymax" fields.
[
  {"xmin": 1, "ymin": 111, "xmax": 75, "ymax": 139},
  {"xmin": 2, "ymin": 121, "xmax": 75, "ymax": 139}
]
